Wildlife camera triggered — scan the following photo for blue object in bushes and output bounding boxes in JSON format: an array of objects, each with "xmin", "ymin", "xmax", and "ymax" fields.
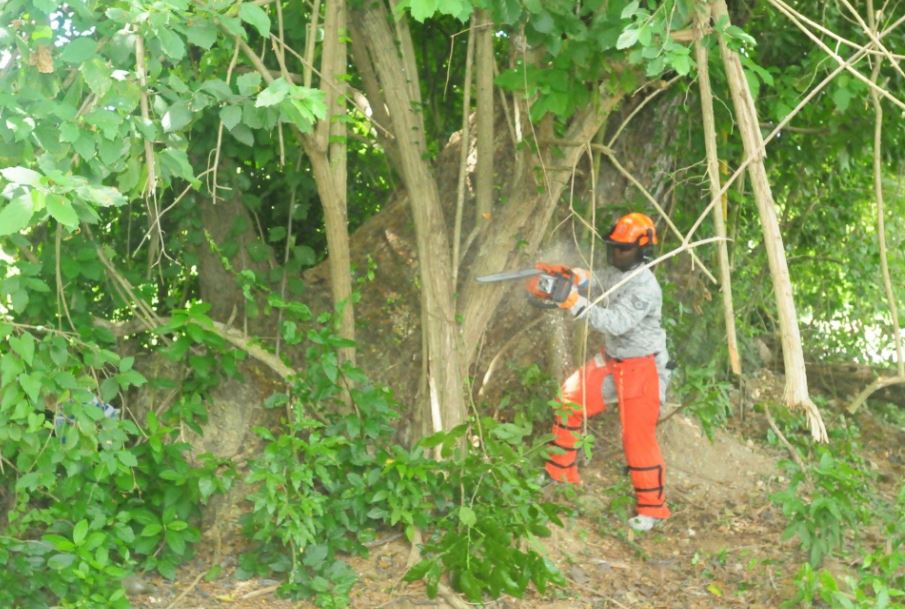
[{"xmin": 53, "ymin": 397, "xmax": 120, "ymax": 443}]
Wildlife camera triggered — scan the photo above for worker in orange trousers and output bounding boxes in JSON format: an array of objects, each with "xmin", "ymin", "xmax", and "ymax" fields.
[{"xmin": 532, "ymin": 213, "xmax": 673, "ymax": 532}]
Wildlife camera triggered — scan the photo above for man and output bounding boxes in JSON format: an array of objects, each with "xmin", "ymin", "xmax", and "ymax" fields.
[{"xmin": 530, "ymin": 212, "xmax": 672, "ymax": 532}]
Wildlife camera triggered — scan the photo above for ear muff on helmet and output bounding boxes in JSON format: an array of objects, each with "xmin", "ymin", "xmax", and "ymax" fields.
[{"xmin": 638, "ymin": 228, "xmax": 654, "ymax": 260}]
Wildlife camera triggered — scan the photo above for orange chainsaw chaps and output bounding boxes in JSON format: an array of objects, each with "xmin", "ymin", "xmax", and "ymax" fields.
[
  {"xmin": 544, "ymin": 353, "xmax": 671, "ymax": 520},
  {"xmin": 617, "ymin": 356, "xmax": 671, "ymax": 519},
  {"xmin": 544, "ymin": 355, "xmax": 610, "ymax": 484}
]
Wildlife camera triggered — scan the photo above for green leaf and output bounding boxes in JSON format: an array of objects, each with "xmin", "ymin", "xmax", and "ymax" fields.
[
  {"xmin": 77, "ymin": 184, "xmax": 126, "ymax": 207},
  {"xmin": 458, "ymin": 505, "xmax": 477, "ymax": 527},
  {"xmin": 162, "ymin": 102, "xmax": 193, "ymax": 132},
  {"xmin": 410, "ymin": 0, "xmax": 439, "ymax": 22},
  {"xmin": 616, "ymin": 28, "xmax": 639, "ymax": 50},
  {"xmin": 725, "ymin": 24, "xmax": 757, "ymax": 47},
  {"xmin": 159, "ymin": 147, "xmax": 196, "ymax": 182},
  {"xmin": 166, "ymin": 529, "xmax": 187, "ymax": 555},
  {"xmin": 185, "ymin": 22, "xmax": 218, "ymax": 49},
  {"xmin": 405, "ymin": 559, "xmax": 433, "ymax": 581},
  {"xmin": 669, "ymin": 53, "xmax": 692, "ymax": 76},
  {"xmin": 34, "ymin": 0, "xmax": 61, "ymax": 12},
  {"xmin": 19, "ymin": 372, "xmax": 40, "ymax": 404},
  {"xmin": 531, "ymin": 11, "xmax": 555, "ymax": 34},
  {"xmin": 621, "ymin": 0, "xmax": 640, "ymax": 19},
  {"xmin": 140, "ymin": 522, "xmax": 163, "ymax": 537},
  {"xmin": 43, "ymin": 534, "xmax": 75, "ymax": 552},
  {"xmin": 302, "ymin": 544, "xmax": 328, "ymax": 568},
  {"xmin": 84, "ymin": 108, "xmax": 123, "ymax": 140},
  {"xmin": 220, "ymin": 105, "xmax": 242, "ymax": 130},
  {"xmin": 72, "ymin": 520, "xmax": 89, "ymax": 545},
  {"xmin": 9, "ymin": 332, "xmax": 35, "ymax": 365},
  {"xmin": 47, "ymin": 553, "xmax": 76, "ymax": 570},
  {"xmin": 156, "ymin": 28, "xmax": 186, "ymax": 61},
  {"xmin": 230, "ymin": 123, "xmax": 255, "ymax": 146},
  {"xmin": 255, "ymin": 77, "xmax": 291, "ymax": 107},
  {"xmin": 31, "ymin": 25, "xmax": 53, "ymax": 42},
  {"xmin": 239, "ymin": 3, "xmax": 271, "ymax": 37},
  {"xmin": 101, "ymin": 377, "xmax": 119, "ymax": 402},
  {"xmin": 0, "ymin": 195, "xmax": 35, "ymax": 235},
  {"xmin": 201, "ymin": 79, "xmax": 233, "ymax": 100},
  {"xmin": 438, "ymin": 0, "xmax": 470, "ymax": 20},
  {"xmin": 60, "ymin": 37, "xmax": 96, "ymax": 64},
  {"xmin": 833, "ymin": 87, "xmax": 853, "ymax": 113},
  {"xmin": 118, "ymin": 450, "xmax": 138, "ymax": 467},
  {"xmin": 80, "ymin": 58, "xmax": 112, "ymax": 98},
  {"xmin": 236, "ymin": 72, "xmax": 262, "ymax": 96},
  {"xmin": 47, "ymin": 194, "xmax": 80, "ymax": 229},
  {"xmin": 1, "ymin": 166, "xmax": 42, "ymax": 186}
]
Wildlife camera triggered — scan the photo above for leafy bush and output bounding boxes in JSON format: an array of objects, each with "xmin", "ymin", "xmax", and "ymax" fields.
[
  {"xmin": 771, "ymin": 448, "xmax": 873, "ymax": 567},
  {"xmin": 238, "ymin": 302, "xmax": 566, "ymax": 607},
  {"xmin": 673, "ymin": 362, "xmax": 734, "ymax": 439},
  {"xmin": 786, "ymin": 505, "xmax": 905, "ymax": 609},
  {"xmin": 0, "ymin": 317, "xmax": 234, "ymax": 608},
  {"xmin": 405, "ymin": 420, "xmax": 566, "ymax": 602}
]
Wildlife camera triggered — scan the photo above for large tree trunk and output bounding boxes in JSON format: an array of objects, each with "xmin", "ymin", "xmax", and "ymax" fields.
[
  {"xmin": 354, "ymin": 1, "xmax": 467, "ymax": 432},
  {"xmin": 458, "ymin": 100, "xmax": 623, "ymax": 367},
  {"xmin": 198, "ymin": 193, "xmax": 274, "ymax": 336},
  {"xmin": 711, "ymin": 0, "xmax": 826, "ymax": 441}
]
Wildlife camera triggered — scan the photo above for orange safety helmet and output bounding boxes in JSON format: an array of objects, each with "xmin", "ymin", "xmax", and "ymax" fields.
[{"xmin": 605, "ymin": 212, "xmax": 658, "ymax": 247}]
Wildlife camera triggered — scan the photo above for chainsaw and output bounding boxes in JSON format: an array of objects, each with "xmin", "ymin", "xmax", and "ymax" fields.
[{"xmin": 475, "ymin": 265, "xmax": 580, "ymax": 307}]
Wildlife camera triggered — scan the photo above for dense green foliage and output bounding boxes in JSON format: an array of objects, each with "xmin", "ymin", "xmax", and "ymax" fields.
[
  {"xmin": 1, "ymin": 0, "xmax": 904, "ymax": 607},
  {"xmin": 767, "ymin": 408, "xmax": 905, "ymax": 608}
]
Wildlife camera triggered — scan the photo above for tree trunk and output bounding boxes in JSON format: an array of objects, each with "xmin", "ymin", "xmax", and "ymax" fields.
[
  {"xmin": 711, "ymin": 0, "xmax": 826, "ymax": 441},
  {"xmin": 694, "ymin": 10, "xmax": 741, "ymax": 376},
  {"xmin": 316, "ymin": 0, "xmax": 355, "ymax": 367},
  {"xmin": 459, "ymin": 99, "xmax": 623, "ymax": 367},
  {"xmin": 354, "ymin": 0, "xmax": 467, "ymax": 432},
  {"xmin": 198, "ymin": 193, "xmax": 274, "ymax": 336}
]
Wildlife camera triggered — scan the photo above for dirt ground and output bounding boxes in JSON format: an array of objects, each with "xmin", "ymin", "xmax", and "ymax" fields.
[{"xmin": 125, "ymin": 393, "xmax": 903, "ymax": 609}]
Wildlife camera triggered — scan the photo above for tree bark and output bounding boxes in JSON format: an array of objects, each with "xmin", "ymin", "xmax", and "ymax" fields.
[
  {"xmin": 459, "ymin": 99, "xmax": 623, "ymax": 367},
  {"xmin": 711, "ymin": 0, "xmax": 826, "ymax": 441},
  {"xmin": 474, "ymin": 9, "xmax": 494, "ymax": 226},
  {"xmin": 694, "ymin": 9, "xmax": 741, "ymax": 376},
  {"xmin": 316, "ymin": 0, "xmax": 355, "ymax": 367},
  {"xmin": 354, "ymin": 0, "xmax": 467, "ymax": 432}
]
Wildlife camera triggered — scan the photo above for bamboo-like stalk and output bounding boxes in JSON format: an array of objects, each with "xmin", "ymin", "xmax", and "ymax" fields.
[
  {"xmin": 711, "ymin": 0, "xmax": 826, "ymax": 441},
  {"xmin": 866, "ymin": 0, "xmax": 905, "ymax": 378},
  {"xmin": 475, "ymin": 9, "xmax": 494, "ymax": 225},
  {"xmin": 693, "ymin": 8, "xmax": 740, "ymax": 375},
  {"xmin": 452, "ymin": 19, "xmax": 476, "ymax": 287}
]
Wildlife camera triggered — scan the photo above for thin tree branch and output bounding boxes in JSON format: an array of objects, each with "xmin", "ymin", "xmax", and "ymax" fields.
[
  {"xmin": 607, "ymin": 75, "xmax": 681, "ymax": 148},
  {"xmin": 762, "ymin": 0, "xmax": 905, "ymax": 60},
  {"xmin": 847, "ymin": 375, "xmax": 905, "ymax": 414},
  {"xmin": 209, "ymin": 37, "xmax": 240, "ymax": 205},
  {"xmin": 767, "ymin": 0, "xmax": 905, "ymax": 112},
  {"xmin": 683, "ymin": 11, "xmax": 905, "ymax": 245},
  {"xmin": 839, "ymin": 0, "xmax": 905, "ymax": 78},
  {"xmin": 866, "ymin": 0, "xmax": 905, "ymax": 377},
  {"xmin": 764, "ymin": 403, "xmax": 805, "ymax": 471},
  {"xmin": 594, "ymin": 144, "xmax": 719, "ymax": 284},
  {"xmin": 452, "ymin": 18, "xmax": 476, "ymax": 286}
]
